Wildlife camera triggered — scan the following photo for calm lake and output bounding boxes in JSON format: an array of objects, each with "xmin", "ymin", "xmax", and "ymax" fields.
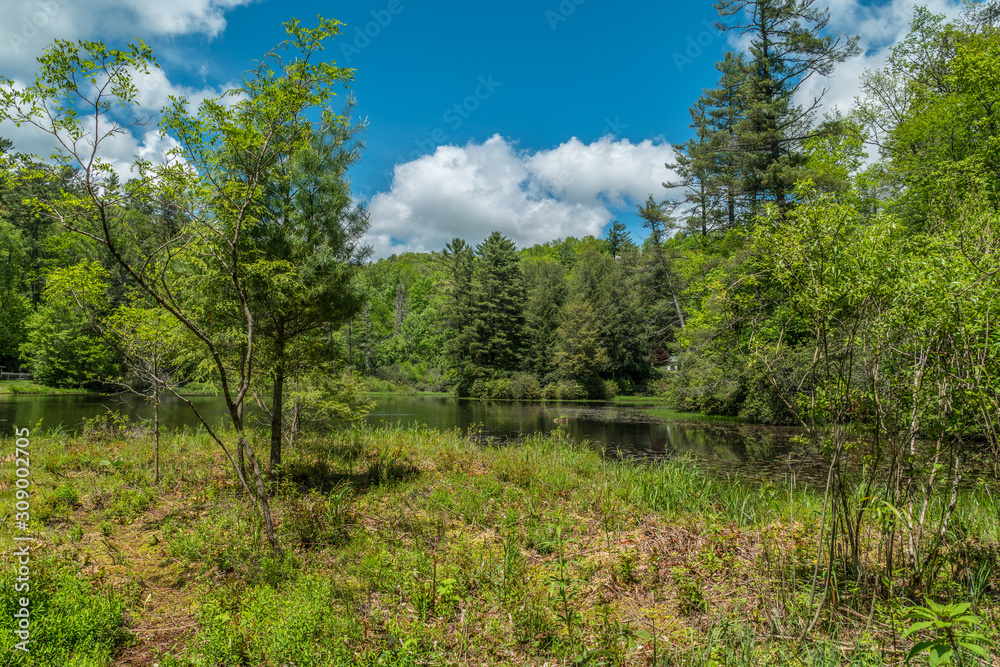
[{"xmin": 0, "ymin": 392, "xmax": 821, "ymax": 483}]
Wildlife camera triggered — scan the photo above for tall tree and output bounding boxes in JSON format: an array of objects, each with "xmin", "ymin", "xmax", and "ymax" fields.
[
  {"xmin": 0, "ymin": 19, "xmax": 356, "ymax": 554},
  {"xmin": 554, "ymin": 297, "xmax": 609, "ymax": 396},
  {"xmin": 442, "ymin": 238, "xmax": 477, "ymax": 394},
  {"xmin": 604, "ymin": 220, "xmax": 633, "ymax": 256},
  {"xmin": 0, "ymin": 219, "xmax": 29, "ymax": 370},
  {"xmin": 637, "ymin": 196, "xmax": 686, "ymax": 331},
  {"xmin": 568, "ymin": 244, "xmax": 652, "ymax": 391},
  {"xmin": 713, "ymin": 0, "xmax": 860, "ymax": 215},
  {"xmin": 468, "ymin": 232, "xmax": 526, "ymax": 386},
  {"xmin": 522, "ymin": 257, "xmax": 567, "ymax": 381},
  {"xmin": 858, "ymin": 8, "xmax": 1000, "ymax": 228},
  {"xmin": 251, "ymin": 108, "xmax": 371, "ymax": 471}
]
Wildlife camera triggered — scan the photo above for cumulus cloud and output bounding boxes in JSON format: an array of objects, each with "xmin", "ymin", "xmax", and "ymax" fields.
[
  {"xmin": 793, "ymin": 0, "xmax": 966, "ymax": 115},
  {"xmin": 1, "ymin": 0, "xmax": 252, "ymax": 80},
  {"xmin": 0, "ymin": 0, "xmax": 247, "ymax": 175},
  {"xmin": 366, "ymin": 135, "xmax": 676, "ymax": 257}
]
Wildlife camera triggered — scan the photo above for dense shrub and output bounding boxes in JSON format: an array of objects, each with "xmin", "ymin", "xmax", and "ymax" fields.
[
  {"xmin": 0, "ymin": 565, "xmax": 131, "ymax": 666},
  {"xmin": 469, "ymin": 373, "xmax": 543, "ymax": 400},
  {"xmin": 541, "ymin": 380, "xmax": 585, "ymax": 400},
  {"xmin": 375, "ymin": 361, "xmax": 449, "ymax": 392}
]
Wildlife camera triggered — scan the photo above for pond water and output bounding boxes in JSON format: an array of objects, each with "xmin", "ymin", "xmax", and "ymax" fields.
[{"xmin": 0, "ymin": 391, "xmax": 830, "ymax": 484}]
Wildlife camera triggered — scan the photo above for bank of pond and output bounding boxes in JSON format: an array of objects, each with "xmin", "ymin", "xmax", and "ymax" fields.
[{"xmin": 0, "ymin": 422, "xmax": 997, "ymax": 666}]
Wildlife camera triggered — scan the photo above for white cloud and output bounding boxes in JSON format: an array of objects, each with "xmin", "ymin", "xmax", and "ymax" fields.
[
  {"xmin": 1, "ymin": 0, "xmax": 252, "ymax": 81},
  {"xmin": 366, "ymin": 135, "xmax": 676, "ymax": 257},
  {"xmin": 794, "ymin": 0, "xmax": 966, "ymax": 115},
  {"xmin": 0, "ymin": 0, "xmax": 246, "ymax": 175}
]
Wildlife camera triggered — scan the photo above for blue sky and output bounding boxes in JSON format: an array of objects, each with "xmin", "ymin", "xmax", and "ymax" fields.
[{"xmin": 0, "ymin": 0, "xmax": 966, "ymax": 256}]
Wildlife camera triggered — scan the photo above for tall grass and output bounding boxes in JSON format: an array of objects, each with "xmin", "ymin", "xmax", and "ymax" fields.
[{"xmin": 1, "ymin": 422, "xmax": 997, "ymax": 665}]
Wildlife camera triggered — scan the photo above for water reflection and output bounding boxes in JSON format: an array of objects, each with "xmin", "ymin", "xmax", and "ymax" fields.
[{"xmin": 1, "ymin": 392, "xmax": 828, "ymax": 485}]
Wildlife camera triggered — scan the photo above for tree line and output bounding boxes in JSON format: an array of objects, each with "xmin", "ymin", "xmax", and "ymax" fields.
[
  {"xmin": 2, "ymin": 0, "xmax": 999, "ymax": 585},
  {"xmin": 338, "ymin": 226, "xmax": 678, "ymax": 400}
]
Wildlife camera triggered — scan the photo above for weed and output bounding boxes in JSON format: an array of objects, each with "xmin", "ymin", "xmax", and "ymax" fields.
[
  {"xmin": 548, "ymin": 524, "xmax": 581, "ymax": 647},
  {"xmin": 672, "ymin": 566, "xmax": 708, "ymax": 616},
  {"xmin": 903, "ymin": 599, "xmax": 992, "ymax": 666}
]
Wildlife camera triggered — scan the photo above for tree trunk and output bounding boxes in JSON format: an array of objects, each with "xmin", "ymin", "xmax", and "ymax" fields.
[
  {"xmin": 270, "ymin": 330, "xmax": 286, "ymax": 473},
  {"xmin": 153, "ymin": 382, "xmax": 160, "ymax": 486},
  {"xmin": 242, "ymin": 433, "xmax": 281, "ymax": 556}
]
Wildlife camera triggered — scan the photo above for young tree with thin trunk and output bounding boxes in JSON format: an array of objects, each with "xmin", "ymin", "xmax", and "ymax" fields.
[{"xmin": 0, "ymin": 18, "xmax": 358, "ymax": 555}]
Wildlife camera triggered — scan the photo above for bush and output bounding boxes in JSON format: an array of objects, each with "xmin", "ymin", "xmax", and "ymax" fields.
[
  {"xmin": 509, "ymin": 373, "xmax": 542, "ymax": 399},
  {"xmin": 375, "ymin": 361, "xmax": 449, "ymax": 392},
  {"xmin": 542, "ymin": 380, "xmax": 585, "ymax": 400},
  {"xmin": 599, "ymin": 379, "xmax": 619, "ymax": 400},
  {"xmin": 468, "ymin": 374, "xmax": 543, "ymax": 400}
]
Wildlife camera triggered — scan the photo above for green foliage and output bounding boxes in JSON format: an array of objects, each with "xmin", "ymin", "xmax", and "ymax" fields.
[
  {"xmin": 0, "ymin": 566, "xmax": 131, "ymax": 666},
  {"xmin": 469, "ymin": 232, "xmax": 527, "ymax": 381},
  {"xmin": 713, "ymin": 0, "xmax": 860, "ymax": 216},
  {"xmin": 858, "ymin": 8, "xmax": 1000, "ymax": 228},
  {"xmin": 903, "ymin": 600, "xmax": 992, "ymax": 666},
  {"xmin": 285, "ymin": 367, "xmax": 375, "ymax": 434},
  {"xmin": 469, "ymin": 372, "xmax": 542, "ymax": 400},
  {"xmin": 672, "ymin": 566, "xmax": 709, "ymax": 615},
  {"xmin": 0, "ymin": 218, "xmax": 30, "ymax": 368},
  {"xmin": 554, "ymin": 298, "xmax": 610, "ymax": 396},
  {"xmin": 542, "ymin": 379, "xmax": 587, "ymax": 400},
  {"xmin": 20, "ymin": 262, "xmax": 119, "ymax": 388}
]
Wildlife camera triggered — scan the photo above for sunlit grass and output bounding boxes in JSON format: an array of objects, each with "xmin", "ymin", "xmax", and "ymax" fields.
[{"xmin": 0, "ymin": 423, "xmax": 997, "ymax": 666}]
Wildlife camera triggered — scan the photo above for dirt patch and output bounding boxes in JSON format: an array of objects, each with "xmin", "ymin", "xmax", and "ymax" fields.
[{"xmin": 67, "ymin": 495, "xmax": 201, "ymax": 665}]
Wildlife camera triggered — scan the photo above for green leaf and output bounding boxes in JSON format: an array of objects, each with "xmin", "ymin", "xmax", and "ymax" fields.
[
  {"xmin": 904, "ymin": 620, "xmax": 937, "ymax": 635},
  {"xmin": 907, "ymin": 639, "xmax": 943, "ymax": 661},
  {"xmin": 927, "ymin": 644, "xmax": 953, "ymax": 667}
]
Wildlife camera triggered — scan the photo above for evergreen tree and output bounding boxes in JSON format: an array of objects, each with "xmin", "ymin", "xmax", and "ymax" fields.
[
  {"xmin": 604, "ymin": 220, "xmax": 633, "ymax": 256},
  {"xmin": 522, "ymin": 257, "xmax": 567, "ymax": 380},
  {"xmin": 443, "ymin": 238, "xmax": 477, "ymax": 394},
  {"xmin": 712, "ymin": 0, "xmax": 860, "ymax": 216},
  {"xmin": 250, "ymin": 110, "xmax": 371, "ymax": 470},
  {"xmin": 637, "ymin": 196, "xmax": 686, "ymax": 331},
  {"xmin": 567, "ymin": 244, "xmax": 652, "ymax": 391},
  {"xmin": 468, "ymin": 232, "xmax": 526, "ymax": 384},
  {"xmin": 554, "ymin": 297, "xmax": 609, "ymax": 396}
]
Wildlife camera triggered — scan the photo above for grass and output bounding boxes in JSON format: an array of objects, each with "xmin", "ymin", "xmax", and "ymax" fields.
[
  {"xmin": 611, "ymin": 395, "xmax": 672, "ymax": 404},
  {"xmin": 1, "ymin": 422, "xmax": 998, "ymax": 665},
  {"xmin": 641, "ymin": 407, "xmax": 745, "ymax": 423},
  {"xmin": 0, "ymin": 380, "xmax": 94, "ymax": 395}
]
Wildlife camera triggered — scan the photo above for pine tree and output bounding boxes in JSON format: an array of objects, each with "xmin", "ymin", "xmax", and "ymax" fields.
[
  {"xmin": 712, "ymin": 0, "xmax": 859, "ymax": 216},
  {"xmin": 523, "ymin": 257, "xmax": 567, "ymax": 380},
  {"xmin": 604, "ymin": 220, "xmax": 633, "ymax": 256},
  {"xmin": 554, "ymin": 297, "xmax": 609, "ymax": 396},
  {"xmin": 469, "ymin": 232, "xmax": 526, "ymax": 381},
  {"xmin": 442, "ymin": 238, "xmax": 477, "ymax": 395},
  {"xmin": 637, "ymin": 196, "xmax": 685, "ymax": 331}
]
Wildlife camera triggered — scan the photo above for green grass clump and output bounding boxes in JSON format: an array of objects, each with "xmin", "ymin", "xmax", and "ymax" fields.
[{"xmin": 0, "ymin": 564, "xmax": 132, "ymax": 666}]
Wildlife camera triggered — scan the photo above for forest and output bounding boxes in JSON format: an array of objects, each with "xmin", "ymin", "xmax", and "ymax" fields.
[{"xmin": 1, "ymin": 1, "xmax": 1000, "ymax": 665}]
